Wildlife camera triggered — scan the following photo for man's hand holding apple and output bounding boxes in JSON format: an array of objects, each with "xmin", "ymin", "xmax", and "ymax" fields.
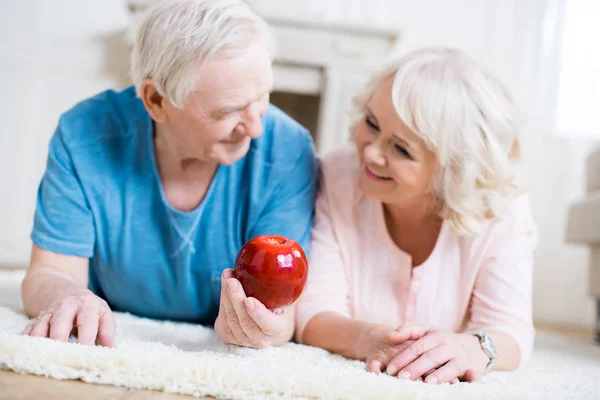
[
  {"xmin": 214, "ymin": 268, "xmax": 293, "ymax": 348},
  {"xmin": 214, "ymin": 235, "xmax": 308, "ymax": 348}
]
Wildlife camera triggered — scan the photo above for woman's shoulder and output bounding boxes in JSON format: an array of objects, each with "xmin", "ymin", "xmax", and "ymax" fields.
[
  {"xmin": 316, "ymin": 144, "xmax": 367, "ymax": 224},
  {"xmin": 485, "ymin": 194, "xmax": 536, "ymax": 237},
  {"xmin": 319, "ymin": 144, "xmax": 361, "ymax": 187},
  {"xmin": 456, "ymin": 194, "xmax": 538, "ymax": 255}
]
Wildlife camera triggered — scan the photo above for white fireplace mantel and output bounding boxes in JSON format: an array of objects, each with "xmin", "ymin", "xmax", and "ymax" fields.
[{"xmin": 266, "ymin": 16, "xmax": 400, "ymax": 153}]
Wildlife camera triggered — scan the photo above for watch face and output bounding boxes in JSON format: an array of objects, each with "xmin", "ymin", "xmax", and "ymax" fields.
[{"xmin": 483, "ymin": 334, "xmax": 498, "ymax": 358}]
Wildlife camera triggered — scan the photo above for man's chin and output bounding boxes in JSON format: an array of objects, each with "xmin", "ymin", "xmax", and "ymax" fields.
[{"xmin": 216, "ymin": 140, "xmax": 251, "ymax": 165}]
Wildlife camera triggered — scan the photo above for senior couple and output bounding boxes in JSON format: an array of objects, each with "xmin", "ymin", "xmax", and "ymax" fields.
[{"xmin": 21, "ymin": 0, "xmax": 537, "ymax": 385}]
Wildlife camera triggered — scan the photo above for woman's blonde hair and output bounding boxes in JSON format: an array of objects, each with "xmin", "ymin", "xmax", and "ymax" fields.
[{"xmin": 352, "ymin": 47, "xmax": 525, "ymax": 236}]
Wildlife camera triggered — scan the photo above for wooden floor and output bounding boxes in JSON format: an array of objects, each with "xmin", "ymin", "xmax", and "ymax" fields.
[{"xmin": 0, "ymin": 370, "xmax": 209, "ymax": 400}]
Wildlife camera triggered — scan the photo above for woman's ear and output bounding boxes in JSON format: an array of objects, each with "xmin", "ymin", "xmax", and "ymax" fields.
[{"xmin": 140, "ymin": 80, "xmax": 168, "ymax": 123}]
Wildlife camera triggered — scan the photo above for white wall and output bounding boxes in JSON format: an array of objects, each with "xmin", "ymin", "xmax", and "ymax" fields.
[
  {"xmin": 0, "ymin": 0, "xmax": 131, "ymax": 264},
  {"xmin": 253, "ymin": 0, "xmax": 598, "ymax": 330},
  {"xmin": 0, "ymin": 0, "xmax": 596, "ymax": 329}
]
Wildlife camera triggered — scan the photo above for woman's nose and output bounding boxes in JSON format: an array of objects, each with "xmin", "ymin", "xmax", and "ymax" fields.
[{"xmin": 363, "ymin": 141, "xmax": 386, "ymax": 166}]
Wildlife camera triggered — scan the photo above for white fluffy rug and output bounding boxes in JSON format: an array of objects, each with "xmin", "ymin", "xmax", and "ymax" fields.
[{"xmin": 1, "ymin": 270, "xmax": 599, "ymax": 399}]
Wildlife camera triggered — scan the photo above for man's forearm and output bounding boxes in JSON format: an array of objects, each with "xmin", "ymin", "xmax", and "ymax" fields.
[{"xmin": 22, "ymin": 268, "xmax": 89, "ymax": 317}]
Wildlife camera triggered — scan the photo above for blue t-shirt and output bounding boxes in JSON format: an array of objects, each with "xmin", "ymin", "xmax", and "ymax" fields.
[{"xmin": 31, "ymin": 86, "xmax": 318, "ymax": 325}]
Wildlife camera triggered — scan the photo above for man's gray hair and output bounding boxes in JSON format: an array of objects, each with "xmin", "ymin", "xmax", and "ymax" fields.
[{"xmin": 131, "ymin": 0, "xmax": 274, "ymax": 108}]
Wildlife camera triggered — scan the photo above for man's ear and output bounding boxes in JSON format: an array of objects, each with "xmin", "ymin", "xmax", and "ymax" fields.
[{"xmin": 140, "ymin": 80, "xmax": 168, "ymax": 123}]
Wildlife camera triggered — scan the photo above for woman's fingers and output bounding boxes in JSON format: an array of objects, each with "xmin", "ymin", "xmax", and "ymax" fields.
[
  {"xmin": 386, "ymin": 333, "xmax": 440, "ymax": 376},
  {"xmin": 367, "ymin": 360, "xmax": 385, "ymax": 374},
  {"xmin": 422, "ymin": 356, "xmax": 467, "ymax": 384},
  {"xmin": 461, "ymin": 369, "xmax": 482, "ymax": 383},
  {"xmin": 387, "ymin": 325, "xmax": 433, "ymax": 344},
  {"xmin": 398, "ymin": 345, "xmax": 452, "ymax": 383}
]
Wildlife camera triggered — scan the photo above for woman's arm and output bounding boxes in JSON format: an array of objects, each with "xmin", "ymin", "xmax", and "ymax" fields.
[
  {"xmin": 465, "ymin": 195, "xmax": 538, "ymax": 370},
  {"xmin": 302, "ymin": 312, "xmax": 387, "ymax": 360},
  {"xmin": 294, "ymin": 163, "xmax": 355, "ymax": 342},
  {"xmin": 458, "ymin": 331, "xmax": 520, "ymax": 371}
]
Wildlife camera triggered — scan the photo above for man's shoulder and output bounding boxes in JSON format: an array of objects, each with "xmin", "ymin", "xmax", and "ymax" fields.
[{"xmin": 57, "ymin": 86, "xmax": 146, "ymax": 147}]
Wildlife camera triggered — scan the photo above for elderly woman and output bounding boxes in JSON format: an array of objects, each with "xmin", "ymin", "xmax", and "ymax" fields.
[
  {"xmin": 21, "ymin": 0, "xmax": 317, "ymax": 350},
  {"xmin": 295, "ymin": 47, "xmax": 537, "ymax": 384}
]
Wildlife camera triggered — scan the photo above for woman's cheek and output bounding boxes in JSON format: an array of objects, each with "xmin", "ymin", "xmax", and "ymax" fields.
[{"xmin": 354, "ymin": 125, "xmax": 369, "ymax": 152}]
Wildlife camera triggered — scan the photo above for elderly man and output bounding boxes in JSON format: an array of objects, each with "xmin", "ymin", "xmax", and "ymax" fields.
[{"xmin": 21, "ymin": 0, "xmax": 317, "ymax": 350}]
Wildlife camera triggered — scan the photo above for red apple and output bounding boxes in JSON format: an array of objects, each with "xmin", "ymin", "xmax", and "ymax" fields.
[{"xmin": 233, "ymin": 235, "xmax": 309, "ymax": 310}]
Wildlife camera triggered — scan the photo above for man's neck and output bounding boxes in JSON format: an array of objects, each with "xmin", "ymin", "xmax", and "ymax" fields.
[
  {"xmin": 153, "ymin": 123, "xmax": 218, "ymax": 212},
  {"xmin": 153, "ymin": 123, "xmax": 217, "ymax": 179}
]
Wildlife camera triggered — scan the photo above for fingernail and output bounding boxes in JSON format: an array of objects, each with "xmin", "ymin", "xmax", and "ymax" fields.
[
  {"xmin": 426, "ymin": 376, "xmax": 439, "ymax": 384},
  {"xmin": 244, "ymin": 298, "xmax": 255, "ymax": 310},
  {"xmin": 399, "ymin": 371, "xmax": 411, "ymax": 380},
  {"xmin": 227, "ymin": 279, "xmax": 238, "ymax": 291},
  {"xmin": 386, "ymin": 365, "xmax": 399, "ymax": 375}
]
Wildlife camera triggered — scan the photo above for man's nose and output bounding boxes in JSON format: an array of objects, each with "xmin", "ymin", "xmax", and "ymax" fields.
[{"xmin": 240, "ymin": 102, "xmax": 264, "ymax": 139}]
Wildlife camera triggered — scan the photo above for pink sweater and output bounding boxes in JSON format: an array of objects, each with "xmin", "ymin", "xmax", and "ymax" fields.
[{"xmin": 295, "ymin": 145, "xmax": 538, "ymax": 365}]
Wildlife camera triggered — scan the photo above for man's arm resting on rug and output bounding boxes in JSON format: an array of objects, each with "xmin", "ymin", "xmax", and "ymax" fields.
[{"xmin": 21, "ymin": 245, "xmax": 116, "ymax": 347}]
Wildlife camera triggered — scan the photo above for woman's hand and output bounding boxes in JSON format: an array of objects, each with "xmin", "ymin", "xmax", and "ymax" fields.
[
  {"xmin": 214, "ymin": 268, "xmax": 294, "ymax": 348},
  {"xmin": 364, "ymin": 332, "xmax": 417, "ymax": 376},
  {"xmin": 385, "ymin": 326, "xmax": 486, "ymax": 384},
  {"xmin": 22, "ymin": 289, "xmax": 116, "ymax": 347},
  {"xmin": 359, "ymin": 325, "xmax": 442, "ymax": 382}
]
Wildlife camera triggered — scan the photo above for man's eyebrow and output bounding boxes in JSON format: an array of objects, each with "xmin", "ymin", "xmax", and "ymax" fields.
[
  {"xmin": 217, "ymin": 103, "xmax": 248, "ymax": 115},
  {"xmin": 213, "ymin": 84, "xmax": 275, "ymax": 117}
]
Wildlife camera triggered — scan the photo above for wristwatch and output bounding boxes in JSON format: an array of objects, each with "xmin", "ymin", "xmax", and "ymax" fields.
[{"xmin": 465, "ymin": 332, "xmax": 497, "ymax": 374}]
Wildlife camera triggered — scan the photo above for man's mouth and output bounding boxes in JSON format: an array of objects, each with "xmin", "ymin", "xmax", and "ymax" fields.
[{"xmin": 222, "ymin": 136, "xmax": 245, "ymax": 144}]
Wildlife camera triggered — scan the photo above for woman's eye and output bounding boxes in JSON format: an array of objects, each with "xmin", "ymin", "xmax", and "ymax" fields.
[
  {"xmin": 365, "ymin": 116, "xmax": 379, "ymax": 131},
  {"xmin": 394, "ymin": 144, "xmax": 411, "ymax": 158}
]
